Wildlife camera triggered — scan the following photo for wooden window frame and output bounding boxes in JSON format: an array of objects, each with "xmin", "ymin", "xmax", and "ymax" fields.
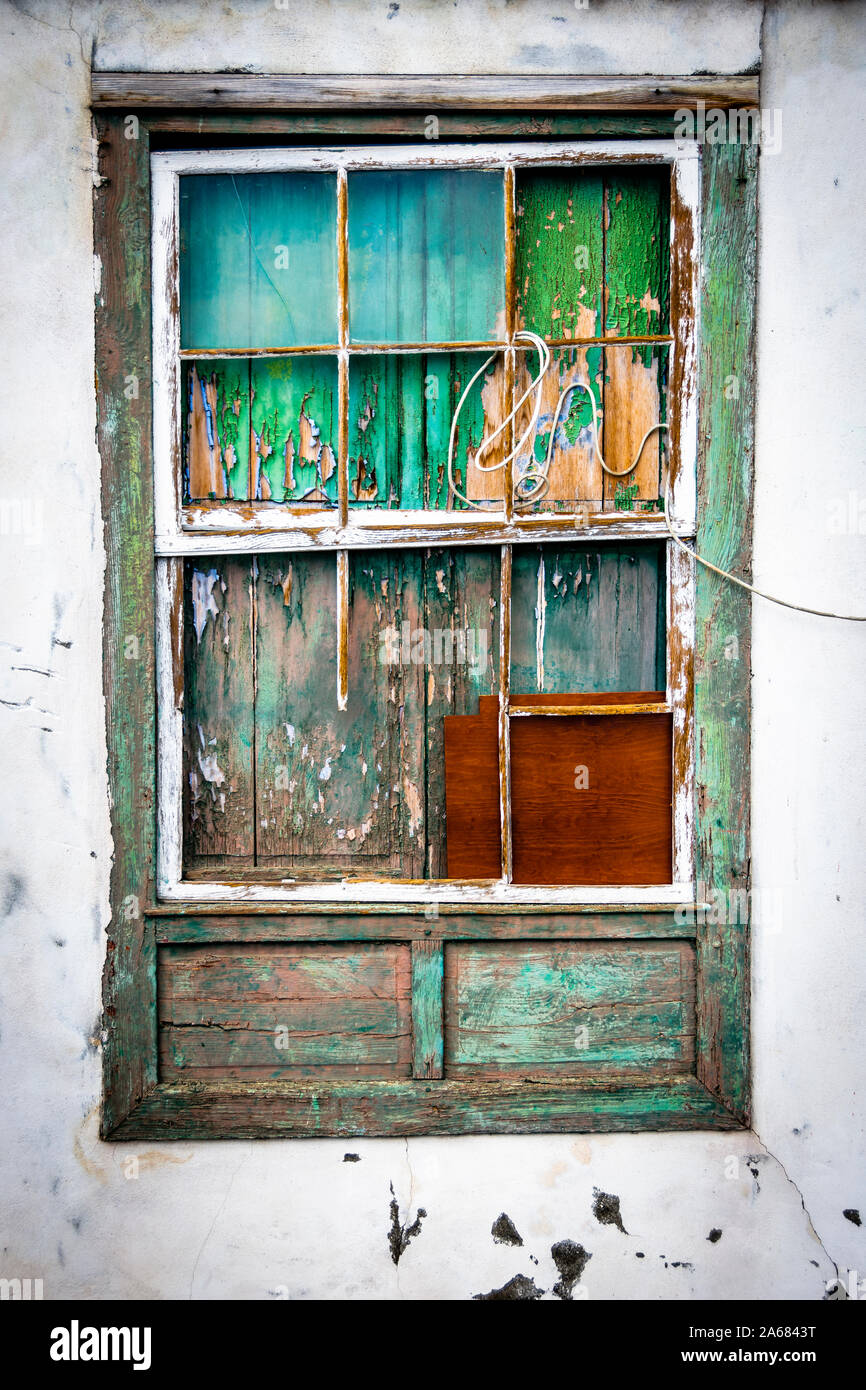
[
  {"xmin": 94, "ymin": 76, "xmax": 755, "ymax": 1139},
  {"xmin": 153, "ymin": 139, "xmax": 698, "ymax": 907}
]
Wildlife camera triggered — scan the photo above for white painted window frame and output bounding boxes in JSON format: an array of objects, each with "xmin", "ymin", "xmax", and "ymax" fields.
[{"xmin": 153, "ymin": 139, "xmax": 699, "ymax": 906}]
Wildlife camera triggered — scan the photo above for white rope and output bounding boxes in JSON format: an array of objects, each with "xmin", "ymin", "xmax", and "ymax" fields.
[
  {"xmin": 446, "ymin": 331, "xmax": 549, "ymax": 511},
  {"xmin": 446, "ymin": 341, "xmax": 866, "ymax": 621}
]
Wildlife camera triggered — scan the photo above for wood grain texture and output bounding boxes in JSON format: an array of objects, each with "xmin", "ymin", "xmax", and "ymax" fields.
[
  {"xmin": 184, "ymin": 360, "xmax": 248, "ymax": 500},
  {"xmin": 150, "ymin": 907, "xmax": 698, "ymax": 942},
  {"xmin": 602, "ymin": 343, "xmax": 669, "ymax": 508},
  {"xmin": 183, "ymin": 558, "xmax": 255, "ymax": 866},
  {"xmin": 179, "ymin": 171, "xmax": 338, "ymax": 349},
  {"xmin": 509, "ymin": 711, "xmax": 673, "ymax": 885},
  {"xmin": 254, "ymin": 550, "xmax": 425, "ymax": 877},
  {"xmin": 411, "ymin": 939, "xmax": 444, "ymax": 1078},
  {"xmin": 250, "ymin": 355, "xmax": 339, "ymax": 504},
  {"xmin": 111, "ymin": 1076, "xmax": 738, "ymax": 1140},
  {"xmin": 346, "ymin": 352, "xmax": 506, "ymax": 510},
  {"xmin": 158, "ymin": 942, "xmax": 411, "ymax": 1079},
  {"xmin": 514, "ymin": 346, "xmax": 605, "ymax": 510},
  {"xmin": 510, "ymin": 544, "xmax": 665, "ymax": 694},
  {"xmin": 347, "ymin": 169, "xmax": 505, "ymax": 344},
  {"xmin": 445, "ymin": 691, "xmax": 670, "ymax": 883},
  {"xmin": 95, "ymin": 115, "xmax": 158, "ymax": 1135},
  {"xmin": 693, "ymin": 141, "xmax": 756, "ymax": 1123},
  {"xmin": 92, "ymin": 73, "xmax": 760, "ymax": 111},
  {"xmin": 444, "ymin": 940, "xmax": 694, "ymax": 1075},
  {"xmin": 424, "ymin": 548, "xmax": 501, "ymax": 877}
]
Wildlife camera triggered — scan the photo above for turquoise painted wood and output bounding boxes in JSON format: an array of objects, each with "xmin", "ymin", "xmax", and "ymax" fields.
[
  {"xmin": 158, "ymin": 941, "xmax": 412, "ymax": 1078},
  {"xmin": 347, "ymin": 351, "xmax": 504, "ymax": 508},
  {"xmin": 347, "ymin": 170, "xmax": 506, "ymax": 343},
  {"xmin": 183, "ymin": 360, "xmax": 250, "ymax": 500},
  {"xmin": 179, "ymin": 172, "xmax": 338, "ymax": 349},
  {"xmin": 444, "ymin": 941, "xmax": 695, "ymax": 1075},
  {"xmin": 510, "ymin": 543, "xmax": 665, "ymax": 694},
  {"xmin": 250, "ymin": 355, "xmax": 339, "ymax": 503},
  {"xmin": 411, "ymin": 939, "xmax": 444, "ymax": 1078}
]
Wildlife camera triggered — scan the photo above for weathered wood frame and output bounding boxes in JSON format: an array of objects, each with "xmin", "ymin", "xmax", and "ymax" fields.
[
  {"xmin": 95, "ymin": 89, "xmax": 755, "ymax": 1139},
  {"xmin": 152, "ymin": 139, "xmax": 698, "ymax": 905}
]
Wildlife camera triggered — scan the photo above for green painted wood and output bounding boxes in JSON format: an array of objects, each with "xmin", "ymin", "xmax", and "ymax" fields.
[
  {"xmin": 250, "ymin": 355, "xmax": 339, "ymax": 503},
  {"xmin": 112, "ymin": 1076, "xmax": 739, "ymax": 1140},
  {"xmin": 179, "ymin": 172, "xmax": 338, "ymax": 349},
  {"xmin": 254, "ymin": 551, "xmax": 426, "ymax": 875},
  {"xmin": 159, "ymin": 942, "xmax": 405, "ymax": 997},
  {"xmin": 411, "ymin": 939, "xmax": 444, "ymax": 1078},
  {"xmin": 347, "ymin": 352, "xmax": 504, "ymax": 510},
  {"xmin": 604, "ymin": 167, "xmax": 670, "ymax": 337},
  {"xmin": 150, "ymin": 908, "xmax": 697, "ymax": 941},
  {"xmin": 516, "ymin": 169, "xmax": 604, "ymax": 339},
  {"xmin": 510, "ymin": 543, "xmax": 665, "ymax": 694},
  {"xmin": 95, "ymin": 115, "xmax": 158, "ymax": 1136},
  {"xmin": 693, "ymin": 140, "xmax": 756, "ymax": 1124},
  {"xmin": 445, "ymin": 942, "xmax": 693, "ymax": 1075},
  {"xmin": 158, "ymin": 941, "xmax": 411, "ymax": 1078},
  {"xmin": 183, "ymin": 359, "xmax": 249, "ymax": 500},
  {"xmin": 347, "ymin": 170, "xmax": 505, "ymax": 343},
  {"xmin": 183, "ymin": 558, "xmax": 255, "ymax": 865}
]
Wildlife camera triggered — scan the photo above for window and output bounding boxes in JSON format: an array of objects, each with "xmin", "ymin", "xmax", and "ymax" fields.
[
  {"xmin": 95, "ymin": 79, "xmax": 755, "ymax": 1138},
  {"xmin": 152, "ymin": 141, "xmax": 697, "ymax": 904}
]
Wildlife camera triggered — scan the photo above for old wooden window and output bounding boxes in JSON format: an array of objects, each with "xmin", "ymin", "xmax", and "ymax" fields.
[
  {"xmin": 95, "ymin": 80, "xmax": 755, "ymax": 1137},
  {"xmin": 152, "ymin": 142, "xmax": 697, "ymax": 904}
]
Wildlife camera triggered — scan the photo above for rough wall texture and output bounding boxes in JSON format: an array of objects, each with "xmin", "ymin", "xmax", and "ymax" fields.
[{"xmin": 0, "ymin": 0, "xmax": 863, "ymax": 1300}]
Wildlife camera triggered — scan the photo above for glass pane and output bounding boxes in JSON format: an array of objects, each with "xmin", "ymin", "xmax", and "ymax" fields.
[
  {"xmin": 511, "ymin": 343, "xmax": 669, "ymax": 514},
  {"xmin": 510, "ymin": 543, "xmax": 666, "ymax": 695},
  {"xmin": 179, "ymin": 173, "xmax": 338, "ymax": 349},
  {"xmin": 182, "ymin": 355, "xmax": 339, "ymax": 503},
  {"xmin": 348, "ymin": 170, "xmax": 506, "ymax": 343},
  {"xmin": 348, "ymin": 351, "xmax": 505, "ymax": 509}
]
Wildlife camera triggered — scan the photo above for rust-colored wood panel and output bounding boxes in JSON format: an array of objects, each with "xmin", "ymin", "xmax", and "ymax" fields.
[
  {"xmin": 446, "ymin": 692, "xmax": 668, "ymax": 882},
  {"xmin": 444, "ymin": 940, "xmax": 695, "ymax": 1077},
  {"xmin": 159, "ymin": 942, "xmax": 411, "ymax": 1080},
  {"xmin": 510, "ymin": 711, "xmax": 673, "ymax": 884},
  {"xmin": 444, "ymin": 710, "xmax": 501, "ymax": 879},
  {"xmin": 425, "ymin": 548, "xmax": 501, "ymax": 877}
]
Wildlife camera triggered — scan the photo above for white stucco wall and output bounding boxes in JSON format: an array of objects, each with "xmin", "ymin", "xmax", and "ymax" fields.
[{"xmin": 0, "ymin": 0, "xmax": 863, "ymax": 1301}]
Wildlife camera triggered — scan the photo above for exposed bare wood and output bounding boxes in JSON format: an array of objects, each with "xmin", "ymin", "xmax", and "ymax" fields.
[
  {"xmin": 93, "ymin": 73, "xmax": 760, "ymax": 112},
  {"xmin": 509, "ymin": 702, "xmax": 670, "ymax": 716}
]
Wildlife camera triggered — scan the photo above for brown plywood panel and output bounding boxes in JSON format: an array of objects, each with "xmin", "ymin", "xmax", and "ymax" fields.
[{"xmin": 510, "ymin": 711, "xmax": 673, "ymax": 884}]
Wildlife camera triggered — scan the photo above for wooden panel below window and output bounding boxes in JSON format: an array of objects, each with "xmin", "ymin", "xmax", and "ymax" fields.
[
  {"xmin": 158, "ymin": 942, "xmax": 412, "ymax": 1079},
  {"xmin": 444, "ymin": 940, "xmax": 694, "ymax": 1077}
]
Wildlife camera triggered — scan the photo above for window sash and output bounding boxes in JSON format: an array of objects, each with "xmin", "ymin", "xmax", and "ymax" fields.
[
  {"xmin": 152, "ymin": 139, "xmax": 698, "ymax": 906},
  {"xmin": 152, "ymin": 140, "xmax": 699, "ymax": 552}
]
